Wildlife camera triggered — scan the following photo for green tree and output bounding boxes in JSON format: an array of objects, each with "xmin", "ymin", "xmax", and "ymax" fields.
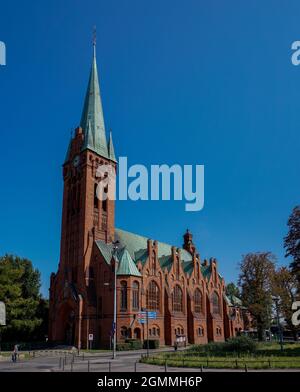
[
  {"xmin": 238, "ymin": 252, "xmax": 276, "ymax": 341},
  {"xmin": 225, "ymin": 282, "xmax": 240, "ymax": 298},
  {"xmin": 272, "ymin": 267, "xmax": 300, "ymax": 340},
  {"xmin": 0, "ymin": 254, "xmax": 48, "ymax": 343},
  {"xmin": 284, "ymin": 206, "xmax": 300, "ymax": 288}
]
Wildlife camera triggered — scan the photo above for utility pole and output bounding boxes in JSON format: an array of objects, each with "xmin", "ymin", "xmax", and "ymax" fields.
[
  {"xmin": 112, "ymin": 241, "xmax": 119, "ymax": 360},
  {"xmin": 273, "ymin": 296, "xmax": 283, "ymax": 352}
]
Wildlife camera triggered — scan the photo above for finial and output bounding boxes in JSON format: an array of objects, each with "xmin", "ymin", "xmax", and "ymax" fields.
[{"xmin": 92, "ymin": 26, "xmax": 96, "ymax": 57}]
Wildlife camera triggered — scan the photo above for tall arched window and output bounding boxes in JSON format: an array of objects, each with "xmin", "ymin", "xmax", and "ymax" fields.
[
  {"xmin": 194, "ymin": 289, "xmax": 203, "ymax": 313},
  {"xmin": 146, "ymin": 281, "xmax": 160, "ymax": 311},
  {"xmin": 151, "ymin": 250, "xmax": 156, "ymax": 275},
  {"xmin": 120, "ymin": 281, "xmax": 127, "ymax": 311},
  {"xmin": 197, "ymin": 262, "xmax": 200, "ymax": 283},
  {"xmin": 172, "ymin": 285, "xmax": 183, "ymax": 312},
  {"xmin": 132, "ymin": 281, "xmax": 139, "ymax": 310},
  {"xmin": 94, "ymin": 183, "xmax": 98, "ymax": 209},
  {"xmin": 212, "ymin": 291, "xmax": 220, "ymax": 315},
  {"xmin": 176, "ymin": 257, "xmax": 180, "ymax": 280}
]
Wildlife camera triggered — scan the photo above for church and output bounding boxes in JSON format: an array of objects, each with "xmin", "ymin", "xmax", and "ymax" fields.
[{"xmin": 48, "ymin": 43, "xmax": 249, "ymax": 349}]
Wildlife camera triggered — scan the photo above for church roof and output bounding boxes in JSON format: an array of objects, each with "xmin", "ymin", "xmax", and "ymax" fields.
[
  {"xmin": 96, "ymin": 228, "xmax": 222, "ymax": 280},
  {"xmin": 108, "ymin": 131, "xmax": 117, "ymax": 162},
  {"xmin": 95, "ymin": 239, "xmax": 141, "ymax": 277},
  {"xmin": 117, "ymin": 247, "xmax": 141, "ymax": 277},
  {"xmin": 114, "ymin": 228, "xmax": 193, "ymax": 271},
  {"xmin": 80, "ymin": 45, "xmax": 109, "ymax": 159},
  {"xmin": 224, "ymin": 293, "xmax": 243, "ymax": 307}
]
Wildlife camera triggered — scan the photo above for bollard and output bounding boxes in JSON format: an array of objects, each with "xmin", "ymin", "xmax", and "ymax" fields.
[
  {"xmin": 134, "ymin": 361, "xmax": 137, "ymax": 372},
  {"xmin": 268, "ymin": 359, "xmax": 271, "ymax": 368},
  {"xmin": 235, "ymin": 359, "xmax": 238, "ymax": 369},
  {"xmin": 200, "ymin": 365, "xmax": 203, "ymax": 372},
  {"xmin": 59, "ymin": 357, "xmax": 62, "ymax": 369},
  {"xmin": 71, "ymin": 362, "xmax": 73, "ymax": 372},
  {"xmin": 244, "ymin": 364, "xmax": 248, "ymax": 372},
  {"xmin": 109, "ymin": 362, "xmax": 111, "ymax": 372},
  {"xmin": 88, "ymin": 360, "xmax": 90, "ymax": 372},
  {"xmin": 62, "ymin": 359, "xmax": 65, "ymax": 372},
  {"xmin": 164, "ymin": 360, "xmax": 167, "ymax": 372}
]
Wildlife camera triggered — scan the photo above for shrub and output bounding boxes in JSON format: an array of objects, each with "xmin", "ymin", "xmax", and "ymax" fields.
[
  {"xmin": 116, "ymin": 342, "xmax": 131, "ymax": 351},
  {"xmin": 189, "ymin": 336, "xmax": 257, "ymax": 356},
  {"xmin": 143, "ymin": 339, "xmax": 160, "ymax": 349},
  {"xmin": 225, "ymin": 336, "xmax": 257, "ymax": 354},
  {"xmin": 125, "ymin": 339, "xmax": 143, "ymax": 350}
]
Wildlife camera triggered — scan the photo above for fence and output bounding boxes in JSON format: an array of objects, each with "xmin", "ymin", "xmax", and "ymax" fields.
[{"xmin": 142, "ymin": 355, "xmax": 300, "ymax": 370}]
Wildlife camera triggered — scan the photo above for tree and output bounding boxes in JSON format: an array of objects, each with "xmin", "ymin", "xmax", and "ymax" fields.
[
  {"xmin": 284, "ymin": 206, "xmax": 300, "ymax": 288},
  {"xmin": 272, "ymin": 267, "xmax": 300, "ymax": 340},
  {"xmin": 226, "ymin": 283, "xmax": 240, "ymax": 298},
  {"xmin": 238, "ymin": 252, "xmax": 276, "ymax": 341},
  {"xmin": 0, "ymin": 254, "xmax": 48, "ymax": 343}
]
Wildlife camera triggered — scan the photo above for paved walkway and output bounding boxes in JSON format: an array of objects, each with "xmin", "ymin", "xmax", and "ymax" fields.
[{"xmin": 1, "ymin": 350, "xmax": 300, "ymax": 372}]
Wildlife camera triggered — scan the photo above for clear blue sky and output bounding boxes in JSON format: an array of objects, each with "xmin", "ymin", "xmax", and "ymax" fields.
[{"xmin": 0, "ymin": 0, "xmax": 299, "ymax": 297}]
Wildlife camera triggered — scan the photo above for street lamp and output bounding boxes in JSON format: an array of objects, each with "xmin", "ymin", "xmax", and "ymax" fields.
[
  {"xmin": 272, "ymin": 295, "xmax": 283, "ymax": 352},
  {"xmin": 112, "ymin": 240, "xmax": 119, "ymax": 359}
]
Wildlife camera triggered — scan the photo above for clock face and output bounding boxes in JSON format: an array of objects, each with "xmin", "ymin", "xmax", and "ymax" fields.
[{"xmin": 73, "ymin": 155, "xmax": 80, "ymax": 167}]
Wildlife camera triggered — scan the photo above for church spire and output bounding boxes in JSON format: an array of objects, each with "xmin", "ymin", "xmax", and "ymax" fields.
[
  {"xmin": 80, "ymin": 32, "xmax": 109, "ymax": 158},
  {"xmin": 108, "ymin": 130, "xmax": 117, "ymax": 162}
]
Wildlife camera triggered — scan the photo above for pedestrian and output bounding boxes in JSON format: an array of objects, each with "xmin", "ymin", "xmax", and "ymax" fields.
[
  {"xmin": 174, "ymin": 341, "xmax": 178, "ymax": 351},
  {"xmin": 12, "ymin": 344, "xmax": 18, "ymax": 362}
]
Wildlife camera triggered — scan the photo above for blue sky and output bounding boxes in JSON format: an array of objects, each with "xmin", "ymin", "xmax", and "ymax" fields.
[{"xmin": 0, "ymin": 0, "xmax": 300, "ymax": 297}]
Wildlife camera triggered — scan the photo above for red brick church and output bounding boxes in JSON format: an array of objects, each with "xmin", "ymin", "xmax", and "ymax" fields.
[{"xmin": 48, "ymin": 43, "xmax": 250, "ymax": 349}]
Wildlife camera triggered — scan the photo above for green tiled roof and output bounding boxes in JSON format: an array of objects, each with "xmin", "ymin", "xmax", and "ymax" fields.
[
  {"xmin": 117, "ymin": 248, "xmax": 141, "ymax": 277},
  {"xmin": 201, "ymin": 264, "xmax": 212, "ymax": 280},
  {"xmin": 115, "ymin": 228, "xmax": 193, "ymax": 272},
  {"xmin": 80, "ymin": 47, "xmax": 109, "ymax": 159},
  {"xmin": 96, "ymin": 228, "xmax": 223, "ymax": 281},
  {"xmin": 95, "ymin": 240, "xmax": 141, "ymax": 277},
  {"xmin": 108, "ymin": 131, "xmax": 117, "ymax": 162},
  {"xmin": 224, "ymin": 293, "xmax": 243, "ymax": 307}
]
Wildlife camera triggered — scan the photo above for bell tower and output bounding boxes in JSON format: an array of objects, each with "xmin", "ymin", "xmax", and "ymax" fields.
[{"xmin": 59, "ymin": 40, "xmax": 117, "ymax": 284}]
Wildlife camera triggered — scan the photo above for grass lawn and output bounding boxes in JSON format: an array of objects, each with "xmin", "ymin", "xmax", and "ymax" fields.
[{"xmin": 140, "ymin": 342, "xmax": 300, "ymax": 369}]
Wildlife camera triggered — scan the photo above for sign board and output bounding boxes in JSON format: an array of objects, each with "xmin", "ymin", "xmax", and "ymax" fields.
[
  {"xmin": 147, "ymin": 311, "xmax": 157, "ymax": 319},
  {"xmin": 88, "ymin": 333, "xmax": 94, "ymax": 341},
  {"xmin": 0, "ymin": 301, "xmax": 6, "ymax": 326}
]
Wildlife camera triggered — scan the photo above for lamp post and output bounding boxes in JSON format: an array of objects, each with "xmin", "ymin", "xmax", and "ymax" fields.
[
  {"xmin": 272, "ymin": 296, "xmax": 283, "ymax": 352},
  {"xmin": 112, "ymin": 240, "xmax": 119, "ymax": 360}
]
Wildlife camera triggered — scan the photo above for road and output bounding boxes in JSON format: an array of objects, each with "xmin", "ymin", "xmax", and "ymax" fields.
[{"xmin": 0, "ymin": 350, "xmax": 300, "ymax": 372}]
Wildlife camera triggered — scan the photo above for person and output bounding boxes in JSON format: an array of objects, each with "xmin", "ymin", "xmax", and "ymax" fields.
[
  {"xmin": 12, "ymin": 344, "xmax": 18, "ymax": 362},
  {"xmin": 174, "ymin": 341, "xmax": 178, "ymax": 351}
]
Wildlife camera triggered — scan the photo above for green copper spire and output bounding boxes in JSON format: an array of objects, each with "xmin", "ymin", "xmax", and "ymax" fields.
[
  {"xmin": 108, "ymin": 131, "xmax": 117, "ymax": 162},
  {"xmin": 80, "ymin": 41, "xmax": 109, "ymax": 158}
]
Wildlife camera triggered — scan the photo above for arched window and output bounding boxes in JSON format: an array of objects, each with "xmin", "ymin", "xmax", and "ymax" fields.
[
  {"xmin": 198, "ymin": 326, "xmax": 204, "ymax": 336},
  {"xmin": 172, "ymin": 285, "xmax": 183, "ymax": 312},
  {"xmin": 194, "ymin": 289, "xmax": 203, "ymax": 314},
  {"xmin": 151, "ymin": 250, "xmax": 156, "ymax": 275},
  {"xmin": 146, "ymin": 281, "xmax": 160, "ymax": 311},
  {"xmin": 120, "ymin": 281, "xmax": 127, "ymax": 311},
  {"xmin": 132, "ymin": 281, "xmax": 139, "ymax": 310},
  {"xmin": 212, "ymin": 292, "xmax": 220, "ymax": 315},
  {"xmin": 94, "ymin": 183, "xmax": 98, "ymax": 209},
  {"xmin": 121, "ymin": 326, "xmax": 128, "ymax": 339},
  {"xmin": 176, "ymin": 257, "xmax": 180, "ymax": 280}
]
